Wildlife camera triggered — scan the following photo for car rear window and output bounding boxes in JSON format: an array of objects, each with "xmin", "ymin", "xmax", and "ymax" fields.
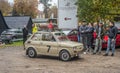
[{"xmin": 42, "ymin": 33, "xmax": 56, "ymax": 42}]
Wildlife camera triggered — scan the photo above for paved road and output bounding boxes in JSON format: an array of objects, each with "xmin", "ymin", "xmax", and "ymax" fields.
[{"xmin": 0, "ymin": 46, "xmax": 120, "ymax": 73}]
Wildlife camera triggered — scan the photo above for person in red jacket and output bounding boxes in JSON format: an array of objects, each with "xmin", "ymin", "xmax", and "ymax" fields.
[{"xmin": 48, "ymin": 20, "xmax": 54, "ymax": 32}]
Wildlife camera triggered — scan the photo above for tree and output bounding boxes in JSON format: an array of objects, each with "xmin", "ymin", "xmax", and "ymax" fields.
[
  {"xmin": 48, "ymin": 6, "xmax": 58, "ymax": 18},
  {"xmin": 0, "ymin": 0, "xmax": 11, "ymax": 16},
  {"xmin": 77, "ymin": 0, "xmax": 120, "ymax": 22},
  {"xmin": 40, "ymin": 0, "xmax": 51, "ymax": 18},
  {"xmin": 13, "ymin": 0, "xmax": 38, "ymax": 18}
]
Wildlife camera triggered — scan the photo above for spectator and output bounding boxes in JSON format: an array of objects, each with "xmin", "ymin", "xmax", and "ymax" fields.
[
  {"xmin": 32, "ymin": 24, "xmax": 38, "ymax": 34},
  {"xmin": 93, "ymin": 23, "xmax": 105, "ymax": 54},
  {"xmin": 104, "ymin": 21, "xmax": 118, "ymax": 56},
  {"xmin": 77, "ymin": 25, "xmax": 81, "ymax": 42},
  {"xmin": 23, "ymin": 26, "xmax": 28, "ymax": 49},
  {"xmin": 48, "ymin": 20, "xmax": 54, "ymax": 32},
  {"xmin": 93, "ymin": 22, "xmax": 98, "ymax": 39},
  {"xmin": 86, "ymin": 23, "xmax": 94, "ymax": 53},
  {"xmin": 80, "ymin": 20, "xmax": 88, "ymax": 51}
]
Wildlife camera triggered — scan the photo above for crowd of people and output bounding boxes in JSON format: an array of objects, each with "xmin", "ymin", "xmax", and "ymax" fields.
[
  {"xmin": 22, "ymin": 20, "xmax": 118, "ymax": 56},
  {"xmin": 78, "ymin": 20, "xmax": 118, "ymax": 56}
]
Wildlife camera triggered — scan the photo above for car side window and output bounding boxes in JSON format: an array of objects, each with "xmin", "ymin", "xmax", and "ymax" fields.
[
  {"xmin": 32, "ymin": 34, "xmax": 42, "ymax": 41},
  {"xmin": 17, "ymin": 31, "xmax": 22, "ymax": 33},
  {"xmin": 15, "ymin": 31, "xmax": 22, "ymax": 33},
  {"xmin": 42, "ymin": 33, "xmax": 56, "ymax": 42}
]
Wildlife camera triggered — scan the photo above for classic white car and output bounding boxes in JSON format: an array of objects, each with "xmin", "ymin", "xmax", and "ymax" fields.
[{"xmin": 25, "ymin": 31, "xmax": 83, "ymax": 61}]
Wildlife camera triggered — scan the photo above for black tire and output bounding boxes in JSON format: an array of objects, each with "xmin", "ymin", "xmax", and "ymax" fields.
[
  {"xmin": 27, "ymin": 48, "xmax": 37, "ymax": 58},
  {"xmin": 74, "ymin": 56, "xmax": 79, "ymax": 59},
  {"xmin": 59, "ymin": 50, "xmax": 71, "ymax": 61}
]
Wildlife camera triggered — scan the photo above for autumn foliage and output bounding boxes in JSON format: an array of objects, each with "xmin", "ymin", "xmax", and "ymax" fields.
[
  {"xmin": 0, "ymin": 0, "xmax": 11, "ymax": 16},
  {"xmin": 13, "ymin": 0, "xmax": 38, "ymax": 18}
]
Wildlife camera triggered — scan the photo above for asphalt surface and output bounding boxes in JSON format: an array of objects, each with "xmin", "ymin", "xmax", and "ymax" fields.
[{"xmin": 0, "ymin": 46, "xmax": 120, "ymax": 73}]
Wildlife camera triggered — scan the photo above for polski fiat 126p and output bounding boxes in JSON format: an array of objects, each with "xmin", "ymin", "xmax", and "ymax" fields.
[{"xmin": 25, "ymin": 31, "xmax": 83, "ymax": 61}]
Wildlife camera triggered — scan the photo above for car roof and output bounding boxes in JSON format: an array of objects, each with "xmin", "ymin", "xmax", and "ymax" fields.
[
  {"xmin": 36, "ymin": 31, "xmax": 64, "ymax": 34},
  {"xmin": 6, "ymin": 29, "xmax": 22, "ymax": 31}
]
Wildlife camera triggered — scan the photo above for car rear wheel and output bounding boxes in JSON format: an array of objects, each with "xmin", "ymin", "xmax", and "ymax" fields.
[
  {"xmin": 59, "ymin": 50, "xmax": 71, "ymax": 61},
  {"xmin": 27, "ymin": 48, "xmax": 37, "ymax": 58}
]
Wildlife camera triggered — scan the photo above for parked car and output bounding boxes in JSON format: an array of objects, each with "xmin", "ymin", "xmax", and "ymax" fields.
[
  {"xmin": 67, "ymin": 29, "xmax": 120, "ymax": 48},
  {"xmin": 67, "ymin": 29, "xmax": 78, "ymax": 42},
  {"xmin": 25, "ymin": 31, "xmax": 83, "ymax": 61},
  {"xmin": 0, "ymin": 37, "xmax": 2, "ymax": 44},
  {"xmin": 1, "ymin": 29, "xmax": 23, "ymax": 44}
]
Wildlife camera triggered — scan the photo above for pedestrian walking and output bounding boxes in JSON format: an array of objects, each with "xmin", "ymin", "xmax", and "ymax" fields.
[
  {"xmin": 93, "ymin": 23, "xmax": 105, "ymax": 54},
  {"xmin": 80, "ymin": 20, "xmax": 88, "ymax": 51},
  {"xmin": 104, "ymin": 21, "xmax": 118, "ymax": 56},
  {"xmin": 23, "ymin": 26, "xmax": 28, "ymax": 49},
  {"xmin": 86, "ymin": 23, "xmax": 94, "ymax": 53}
]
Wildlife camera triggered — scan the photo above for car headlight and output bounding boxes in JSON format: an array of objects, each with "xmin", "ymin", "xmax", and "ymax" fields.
[{"xmin": 73, "ymin": 47, "xmax": 77, "ymax": 50}]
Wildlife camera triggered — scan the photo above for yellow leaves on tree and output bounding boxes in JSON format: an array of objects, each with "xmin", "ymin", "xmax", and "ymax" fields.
[{"xmin": 13, "ymin": 0, "xmax": 38, "ymax": 18}]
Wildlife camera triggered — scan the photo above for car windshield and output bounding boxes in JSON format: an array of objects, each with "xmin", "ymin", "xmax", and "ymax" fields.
[{"xmin": 55, "ymin": 32, "xmax": 69, "ymax": 41}]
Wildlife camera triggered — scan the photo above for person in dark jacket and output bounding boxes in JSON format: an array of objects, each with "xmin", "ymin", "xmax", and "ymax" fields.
[
  {"xmin": 23, "ymin": 26, "xmax": 28, "ymax": 49},
  {"xmin": 93, "ymin": 23, "xmax": 105, "ymax": 54},
  {"xmin": 86, "ymin": 23, "xmax": 94, "ymax": 53},
  {"xmin": 77, "ymin": 25, "xmax": 81, "ymax": 42},
  {"xmin": 104, "ymin": 21, "xmax": 118, "ymax": 56},
  {"xmin": 79, "ymin": 21, "xmax": 88, "ymax": 50}
]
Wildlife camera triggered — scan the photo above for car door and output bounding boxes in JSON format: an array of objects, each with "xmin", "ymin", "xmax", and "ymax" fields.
[
  {"xmin": 116, "ymin": 30, "xmax": 120, "ymax": 46},
  {"xmin": 30, "ymin": 33, "xmax": 42, "ymax": 53},
  {"xmin": 40, "ymin": 33, "xmax": 58, "ymax": 56}
]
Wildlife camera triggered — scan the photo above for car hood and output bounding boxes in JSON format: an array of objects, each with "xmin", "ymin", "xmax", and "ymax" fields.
[{"xmin": 59, "ymin": 41, "xmax": 83, "ymax": 47}]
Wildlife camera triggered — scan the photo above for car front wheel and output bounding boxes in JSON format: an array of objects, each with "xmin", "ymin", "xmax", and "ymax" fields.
[
  {"xmin": 27, "ymin": 48, "xmax": 37, "ymax": 58},
  {"xmin": 59, "ymin": 50, "xmax": 71, "ymax": 61}
]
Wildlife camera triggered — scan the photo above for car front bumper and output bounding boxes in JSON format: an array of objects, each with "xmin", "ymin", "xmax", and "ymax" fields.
[{"xmin": 71, "ymin": 50, "xmax": 82, "ymax": 58}]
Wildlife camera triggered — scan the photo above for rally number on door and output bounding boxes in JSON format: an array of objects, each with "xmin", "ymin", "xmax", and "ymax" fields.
[{"xmin": 47, "ymin": 45, "xmax": 51, "ymax": 53}]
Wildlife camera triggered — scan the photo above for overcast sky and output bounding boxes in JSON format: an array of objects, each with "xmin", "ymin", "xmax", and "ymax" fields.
[{"xmin": 8, "ymin": 0, "xmax": 14, "ymax": 3}]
